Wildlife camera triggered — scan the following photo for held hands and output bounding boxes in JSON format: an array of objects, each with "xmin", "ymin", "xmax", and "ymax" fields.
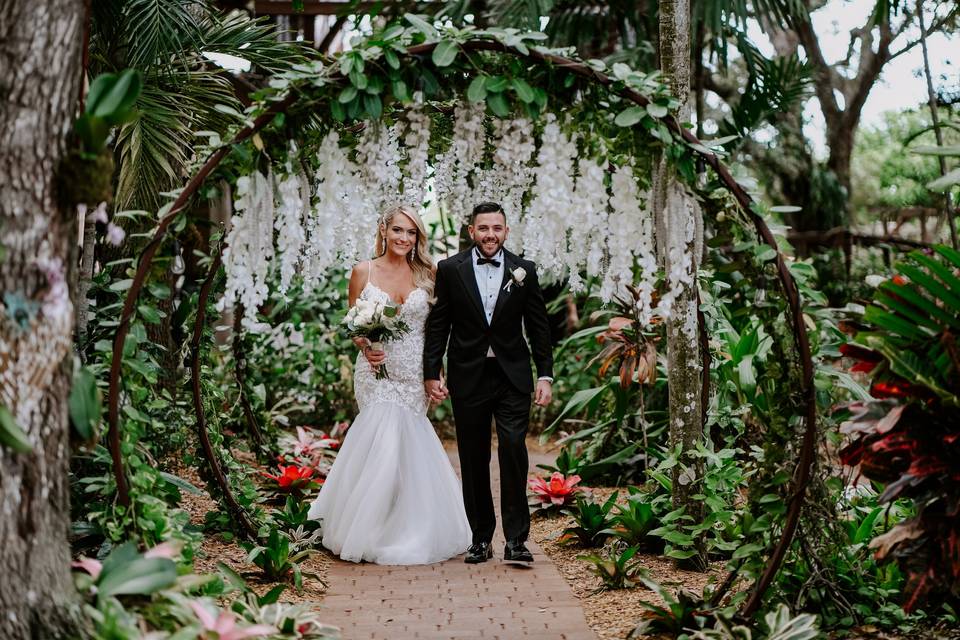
[
  {"xmin": 534, "ymin": 379, "xmax": 552, "ymax": 407},
  {"xmin": 354, "ymin": 337, "xmax": 386, "ymax": 367},
  {"xmin": 425, "ymin": 378, "xmax": 448, "ymax": 404}
]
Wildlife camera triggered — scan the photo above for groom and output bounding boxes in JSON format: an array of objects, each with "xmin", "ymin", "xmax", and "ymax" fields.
[{"xmin": 424, "ymin": 202, "xmax": 554, "ymax": 564}]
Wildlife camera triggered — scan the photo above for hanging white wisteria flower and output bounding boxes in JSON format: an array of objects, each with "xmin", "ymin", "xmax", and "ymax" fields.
[
  {"xmin": 434, "ymin": 101, "xmax": 486, "ymax": 221},
  {"xmin": 304, "ymin": 131, "xmax": 363, "ymax": 285},
  {"xmin": 604, "ymin": 164, "xmax": 655, "ymax": 315},
  {"xmin": 400, "ymin": 94, "xmax": 431, "ymax": 208},
  {"xmin": 274, "ymin": 168, "xmax": 307, "ymax": 295},
  {"xmin": 355, "ymin": 122, "xmax": 403, "ymax": 254},
  {"xmin": 472, "ymin": 117, "xmax": 537, "ymax": 250},
  {"xmin": 523, "ymin": 114, "xmax": 578, "ymax": 280},
  {"xmin": 568, "ymin": 154, "xmax": 608, "ymax": 293},
  {"xmin": 356, "ymin": 121, "xmax": 403, "ymax": 211},
  {"xmin": 223, "ymin": 170, "xmax": 275, "ymax": 330}
]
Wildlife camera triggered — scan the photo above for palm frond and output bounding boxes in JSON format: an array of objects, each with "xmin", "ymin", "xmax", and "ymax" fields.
[
  {"xmin": 199, "ymin": 11, "xmax": 309, "ymax": 74},
  {"xmin": 116, "ymin": 68, "xmax": 237, "ymax": 211},
  {"xmin": 124, "ymin": 0, "xmax": 207, "ymax": 70}
]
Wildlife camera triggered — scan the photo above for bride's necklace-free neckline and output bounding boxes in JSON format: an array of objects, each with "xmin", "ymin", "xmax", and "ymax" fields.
[{"xmin": 369, "ymin": 261, "xmax": 419, "ymax": 306}]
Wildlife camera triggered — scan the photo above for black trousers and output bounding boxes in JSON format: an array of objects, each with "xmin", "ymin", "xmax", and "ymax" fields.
[{"xmin": 451, "ymin": 358, "xmax": 531, "ymax": 545}]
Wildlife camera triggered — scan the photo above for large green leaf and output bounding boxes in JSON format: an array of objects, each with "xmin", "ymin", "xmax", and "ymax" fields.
[
  {"xmin": 68, "ymin": 365, "xmax": 102, "ymax": 442},
  {"xmin": 98, "ymin": 556, "xmax": 178, "ymax": 598},
  {"xmin": 431, "ymin": 40, "xmax": 459, "ymax": 67},
  {"xmin": 541, "ymin": 383, "xmax": 612, "ymax": 439},
  {"xmin": 879, "ymin": 280, "xmax": 960, "ymax": 331}
]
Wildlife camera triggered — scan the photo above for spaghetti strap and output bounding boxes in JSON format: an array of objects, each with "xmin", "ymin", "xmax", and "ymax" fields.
[{"xmin": 367, "ymin": 260, "xmax": 373, "ymax": 287}]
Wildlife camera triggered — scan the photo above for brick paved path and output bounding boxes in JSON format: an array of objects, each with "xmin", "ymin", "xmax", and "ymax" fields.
[{"xmin": 316, "ymin": 442, "xmax": 596, "ymax": 640}]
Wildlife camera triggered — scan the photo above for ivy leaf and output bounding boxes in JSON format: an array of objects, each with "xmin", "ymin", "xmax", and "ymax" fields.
[
  {"xmin": 431, "ymin": 40, "xmax": 459, "ymax": 67},
  {"xmin": 384, "ymin": 50, "xmax": 400, "ymax": 70},
  {"xmin": 487, "ymin": 92, "xmax": 510, "ymax": 117},
  {"xmin": 485, "ymin": 76, "xmax": 509, "ymax": 92},
  {"xmin": 338, "ymin": 86, "xmax": 357, "ymax": 104},
  {"xmin": 69, "ymin": 366, "xmax": 102, "ymax": 442},
  {"xmin": 138, "ymin": 303, "xmax": 162, "ymax": 324},
  {"xmin": 404, "ymin": 14, "xmax": 438, "ymax": 39},
  {"xmin": 466, "ymin": 76, "xmax": 487, "ymax": 103},
  {"xmin": 391, "ymin": 79, "xmax": 409, "ymax": 102},
  {"xmin": 0, "ymin": 405, "xmax": 32, "ymax": 453},
  {"xmin": 511, "ymin": 78, "xmax": 535, "ymax": 103},
  {"xmin": 614, "ymin": 107, "xmax": 644, "ymax": 127},
  {"xmin": 364, "ymin": 94, "xmax": 382, "ymax": 120},
  {"xmin": 349, "ymin": 70, "xmax": 368, "ymax": 90},
  {"xmin": 646, "ymin": 103, "xmax": 669, "ymax": 118}
]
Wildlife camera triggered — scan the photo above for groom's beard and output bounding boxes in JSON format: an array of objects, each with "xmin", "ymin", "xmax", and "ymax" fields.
[{"xmin": 474, "ymin": 240, "xmax": 503, "ymax": 258}]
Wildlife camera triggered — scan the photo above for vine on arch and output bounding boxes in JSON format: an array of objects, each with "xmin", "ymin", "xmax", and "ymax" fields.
[{"xmin": 105, "ymin": 20, "xmax": 817, "ymax": 612}]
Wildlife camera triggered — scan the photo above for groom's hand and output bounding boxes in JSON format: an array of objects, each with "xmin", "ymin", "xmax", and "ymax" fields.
[
  {"xmin": 534, "ymin": 379, "xmax": 552, "ymax": 406},
  {"xmin": 425, "ymin": 379, "xmax": 448, "ymax": 403}
]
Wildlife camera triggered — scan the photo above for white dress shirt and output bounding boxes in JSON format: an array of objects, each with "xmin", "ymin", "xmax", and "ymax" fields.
[
  {"xmin": 473, "ymin": 247, "xmax": 504, "ymax": 327},
  {"xmin": 473, "ymin": 248, "xmax": 552, "ymax": 383}
]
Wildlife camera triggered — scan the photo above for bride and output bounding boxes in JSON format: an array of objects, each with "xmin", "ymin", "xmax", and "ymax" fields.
[{"xmin": 308, "ymin": 204, "xmax": 471, "ymax": 564}]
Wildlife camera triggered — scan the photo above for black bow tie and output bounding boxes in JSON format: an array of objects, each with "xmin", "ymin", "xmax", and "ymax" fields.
[{"xmin": 476, "ymin": 256, "xmax": 501, "ymax": 267}]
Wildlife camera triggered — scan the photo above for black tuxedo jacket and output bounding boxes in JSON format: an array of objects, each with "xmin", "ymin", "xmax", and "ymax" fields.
[{"xmin": 423, "ymin": 247, "xmax": 553, "ymax": 397}]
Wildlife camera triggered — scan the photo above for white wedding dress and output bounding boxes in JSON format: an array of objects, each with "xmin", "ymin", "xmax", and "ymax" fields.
[{"xmin": 308, "ymin": 280, "xmax": 471, "ymax": 564}]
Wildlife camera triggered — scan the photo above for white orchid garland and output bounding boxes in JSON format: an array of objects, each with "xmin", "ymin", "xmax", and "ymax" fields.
[
  {"xmin": 400, "ymin": 95, "xmax": 431, "ymax": 207},
  {"xmin": 223, "ymin": 170, "xmax": 275, "ymax": 329},
  {"xmin": 274, "ymin": 168, "xmax": 307, "ymax": 295},
  {"xmin": 522, "ymin": 114, "xmax": 578, "ymax": 277},
  {"xmin": 221, "ymin": 108, "xmax": 682, "ymax": 333},
  {"xmin": 434, "ymin": 101, "xmax": 486, "ymax": 223}
]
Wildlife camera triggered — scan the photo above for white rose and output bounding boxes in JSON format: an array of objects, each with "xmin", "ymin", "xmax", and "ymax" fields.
[{"xmin": 512, "ymin": 266, "xmax": 526, "ymax": 283}]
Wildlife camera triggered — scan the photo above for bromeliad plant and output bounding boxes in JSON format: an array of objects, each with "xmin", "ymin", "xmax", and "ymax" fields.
[
  {"xmin": 242, "ymin": 527, "xmax": 322, "ymax": 591},
  {"xmin": 579, "ymin": 544, "xmax": 645, "ymax": 591},
  {"xmin": 528, "ymin": 471, "xmax": 583, "ymax": 513},
  {"xmin": 260, "ymin": 464, "xmax": 321, "ymax": 496},
  {"xmin": 838, "ymin": 246, "xmax": 960, "ymax": 612},
  {"xmin": 603, "ymin": 487, "xmax": 663, "ymax": 550},
  {"xmin": 560, "ymin": 493, "xmax": 618, "ymax": 547}
]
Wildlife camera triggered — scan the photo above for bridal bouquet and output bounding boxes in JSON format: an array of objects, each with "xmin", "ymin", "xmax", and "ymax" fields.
[{"xmin": 342, "ymin": 298, "xmax": 409, "ymax": 379}]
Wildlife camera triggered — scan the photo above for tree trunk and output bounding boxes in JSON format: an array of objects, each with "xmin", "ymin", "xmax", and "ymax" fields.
[
  {"xmin": 0, "ymin": 1, "xmax": 86, "ymax": 637},
  {"xmin": 918, "ymin": 0, "xmax": 959, "ymax": 249},
  {"xmin": 655, "ymin": 0, "xmax": 706, "ymax": 568},
  {"xmin": 75, "ymin": 214, "xmax": 96, "ymax": 351}
]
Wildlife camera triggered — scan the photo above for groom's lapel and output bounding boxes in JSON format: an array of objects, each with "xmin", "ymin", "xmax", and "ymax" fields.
[
  {"xmin": 456, "ymin": 252, "xmax": 486, "ymax": 322},
  {"xmin": 490, "ymin": 252, "xmax": 515, "ymax": 326}
]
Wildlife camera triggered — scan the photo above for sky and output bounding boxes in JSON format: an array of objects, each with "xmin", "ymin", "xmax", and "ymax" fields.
[{"xmin": 747, "ymin": 0, "xmax": 956, "ymax": 156}]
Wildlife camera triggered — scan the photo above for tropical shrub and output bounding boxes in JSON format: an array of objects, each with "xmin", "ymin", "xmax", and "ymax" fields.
[{"xmin": 838, "ymin": 246, "xmax": 960, "ymax": 612}]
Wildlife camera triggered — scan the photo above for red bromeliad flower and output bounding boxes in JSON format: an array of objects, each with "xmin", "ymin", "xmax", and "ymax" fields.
[
  {"xmin": 839, "ymin": 343, "xmax": 883, "ymax": 374},
  {"xmin": 260, "ymin": 464, "xmax": 317, "ymax": 491},
  {"xmin": 528, "ymin": 472, "xmax": 582, "ymax": 507}
]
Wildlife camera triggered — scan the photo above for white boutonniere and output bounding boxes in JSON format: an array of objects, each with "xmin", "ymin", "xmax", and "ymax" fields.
[{"xmin": 503, "ymin": 266, "xmax": 526, "ymax": 292}]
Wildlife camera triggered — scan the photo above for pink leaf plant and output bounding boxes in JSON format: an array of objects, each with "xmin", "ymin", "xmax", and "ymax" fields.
[{"xmin": 189, "ymin": 601, "xmax": 277, "ymax": 640}]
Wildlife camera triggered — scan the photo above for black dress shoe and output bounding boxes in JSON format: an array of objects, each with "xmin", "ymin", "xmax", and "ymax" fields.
[
  {"xmin": 504, "ymin": 540, "xmax": 534, "ymax": 562},
  {"xmin": 464, "ymin": 541, "xmax": 493, "ymax": 564}
]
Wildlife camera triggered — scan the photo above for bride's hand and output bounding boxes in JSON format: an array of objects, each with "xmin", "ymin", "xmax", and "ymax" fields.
[{"xmin": 354, "ymin": 338, "xmax": 386, "ymax": 367}]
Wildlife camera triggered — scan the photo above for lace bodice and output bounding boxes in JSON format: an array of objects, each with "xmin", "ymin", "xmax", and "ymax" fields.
[{"xmin": 353, "ymin": 282, "xmax": 431, "ymax": 415}]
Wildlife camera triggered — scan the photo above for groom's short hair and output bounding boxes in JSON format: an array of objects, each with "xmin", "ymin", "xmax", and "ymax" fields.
[{"xmin": 471, "ymin": 202, "xmax": 506, "ymax": 222}]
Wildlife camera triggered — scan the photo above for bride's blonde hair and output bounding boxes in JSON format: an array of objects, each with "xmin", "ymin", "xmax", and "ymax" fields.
[{"xmin": 374, "ymin": 204, "xmax": 435, "ymax": 297}]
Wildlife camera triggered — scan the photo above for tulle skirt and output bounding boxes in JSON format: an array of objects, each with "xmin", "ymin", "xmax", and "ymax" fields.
[{"xmin": 307, "ymin": 401, "xmax": 472, "ymax": 565}]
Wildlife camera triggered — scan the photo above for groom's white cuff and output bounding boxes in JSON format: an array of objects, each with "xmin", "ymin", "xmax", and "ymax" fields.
[{"xmin": 537, "ymin": 376, "xmax": 553, "ymax": 383}]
